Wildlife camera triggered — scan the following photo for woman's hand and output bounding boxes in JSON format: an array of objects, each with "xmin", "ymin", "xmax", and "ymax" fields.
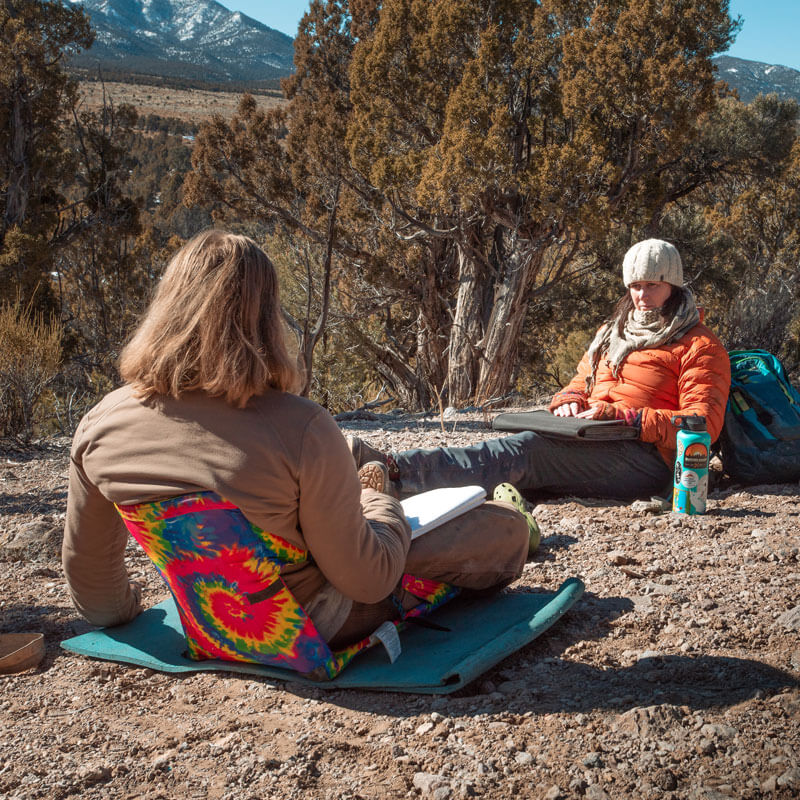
[
  {"xmin": 553, "ymin": 402, "xmax": 582, "ymax": 417},
  {"xmin": 576, "ymin": 403, "xmax": 642, "ymax": 429},
  {"xmin": 576, "ymin": 402, "xmax": 618, "ymax": 420},
  {"xmin": 549, "ymin": 391, "xmax": 589, "ymax": 416}
]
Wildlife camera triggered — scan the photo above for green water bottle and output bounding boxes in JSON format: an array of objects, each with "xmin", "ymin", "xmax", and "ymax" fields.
[{"xmin": 672, "ymin": 414, "xmax": 711, "ymax": 515}]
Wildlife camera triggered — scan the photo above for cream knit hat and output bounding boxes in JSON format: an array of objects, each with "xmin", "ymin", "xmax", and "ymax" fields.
[{"xmin": 622, "ymin": 239, "xmax": 683, "ymax": 287}]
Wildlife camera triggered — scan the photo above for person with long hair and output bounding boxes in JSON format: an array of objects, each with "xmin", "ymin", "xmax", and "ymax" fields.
[
  {"xmin": 62, "ymin": 230, "xmax": 530, "ymax": 661},
  {"xmin": 347, "ymin": 239, "xmax": 731, "ymax": 503}
]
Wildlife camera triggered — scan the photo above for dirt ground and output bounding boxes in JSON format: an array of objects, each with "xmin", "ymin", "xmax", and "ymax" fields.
[{"xmin": 1, "ymin": 408, "xmax": 799, "ymax": 800}]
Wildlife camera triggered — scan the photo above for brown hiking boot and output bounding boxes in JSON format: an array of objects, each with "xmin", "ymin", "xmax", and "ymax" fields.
[
  {"xmin": 358, "ymin": 461, "xmax": 390, "ymax": 494},
  {"xmin": 346, "ymin": 435, "xmax": 388, "ymax": 469}
]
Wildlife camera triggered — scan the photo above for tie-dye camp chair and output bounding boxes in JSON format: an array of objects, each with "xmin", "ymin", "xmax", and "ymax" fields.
[{"xmin": 115, "ymin": 491, "xmax": 459, "ymax": 681}]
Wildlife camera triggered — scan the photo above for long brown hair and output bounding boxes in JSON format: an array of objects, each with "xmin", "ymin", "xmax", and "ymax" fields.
[
  {"xmin": 611, "ymin": 284, "xmax": 684, "ymax": 335},
  {"xmin": 120, "ymin": 229, "xmax": 300, "ymax": 406}
]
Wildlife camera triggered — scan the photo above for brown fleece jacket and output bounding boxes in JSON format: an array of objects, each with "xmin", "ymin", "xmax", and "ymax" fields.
[{"xmin": 63, "ymin": 385, "xmax": 410, "ymax": 635}]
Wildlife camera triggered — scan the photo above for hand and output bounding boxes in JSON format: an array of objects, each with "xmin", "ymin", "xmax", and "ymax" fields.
[
  {"xmin": 550, "ymin": 392, "xmax": 589, "ymax": 417},
  {"xmin": 576, "ymin": 402, "xmax": 618, "ymax": 420},
  {"xmin": 619, "ymin": 408, "xmax": 643, "ymax": 428},
  {"xmin": 553, "ymin": 402, "xmax": 581, "ymax": 417}
]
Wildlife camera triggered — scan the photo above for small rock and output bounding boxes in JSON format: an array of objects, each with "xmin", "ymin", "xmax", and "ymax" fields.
[
  {"xmin": 700, "ymin": 723, "xmax": 738, "ymax": 739},
  {"xmin": 608, "ymin": 550, "xmax": 637, "ymax": 565},
  {"xmin": 696, "ymin": 737, "xmax": 716, "ymax": 755},
  {"xmin": 416, "ymin": 721, "xmax": 435, "ymax": 736},
  {"xmin": 630, "ymin": 499, "xmax": 666, "ymax": 514},
  {"xmin": 413, "ymin": 772, "xmax": 447, "ymax": 796},
  {"xmin": 778, "ymin": 767, "xmax": 800, "ymax": 787},
  {"xmin": 515, "ymin": 752, "xmax": 534, "ymax": 765},
  {"xmin": 584, "ymin": 786, "xmax": 610, "ymax": 800},
  {"xmin": 544, "ymin": 786, "xmax": 564, "ymax": 800},
  {"xmin": 498, "ymin": 679, "xmax": 528, "ymax": 695},
  {"xmin": 77, "ymin": 765, "xmax": 112, "ymax": 784},
  {"xmin": 778, "ymin": 606, "xmax": 800, "ymax": 632},
  {"xmin": 582, "ymin": 751, "xmax": 603, "ymax": 768},
  {"xmin": 761, "ymin": 774, "xmax": 779, "ymax": 792}
]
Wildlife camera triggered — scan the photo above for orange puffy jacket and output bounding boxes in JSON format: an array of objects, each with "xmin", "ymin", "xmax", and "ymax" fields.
[{"xmin": 550, "ymin": 323, "xmax": 731, "ymax": 465}]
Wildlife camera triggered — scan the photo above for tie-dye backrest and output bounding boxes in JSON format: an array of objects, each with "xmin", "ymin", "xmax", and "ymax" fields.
[{"xmin": 115, "ymin": 491, "xmax": 459, "ymax": 680}]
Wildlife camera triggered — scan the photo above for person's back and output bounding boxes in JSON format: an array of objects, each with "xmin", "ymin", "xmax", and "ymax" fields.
[{"xmin": 63, "ymin": 228, "xmax": 529, "ymax": 661}]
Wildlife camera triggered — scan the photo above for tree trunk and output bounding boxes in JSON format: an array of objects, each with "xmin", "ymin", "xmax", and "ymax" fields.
[
  {"xmin": 4, "ymin": 76, "xmax": 31, "ymax": 236},
  {"xmin": 476, "ymin": 232, "xmax": 542, "ymax": 402},
  {"xmin": 414, "ymin": 238, "xmax": 452, "ymax": 400},
  {"xmin": 446, "ymin": 241, "xmax": 486, "ymax": 405}
]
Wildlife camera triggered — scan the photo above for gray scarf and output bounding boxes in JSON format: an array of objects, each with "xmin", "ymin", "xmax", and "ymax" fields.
[{"xmin": 585, "ymin": 288, "xmax": 700, "ymax": 392}]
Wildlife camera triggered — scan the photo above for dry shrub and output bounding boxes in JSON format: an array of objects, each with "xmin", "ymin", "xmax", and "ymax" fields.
[{"xmin": 0, "ymin": 300, "xmax": 62, "ymax": 440}]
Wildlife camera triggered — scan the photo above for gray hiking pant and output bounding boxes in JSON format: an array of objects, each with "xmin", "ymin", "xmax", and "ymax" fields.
[{"xmin": 391, "ymin": 431, "xmax": 673, "ymax": 500}]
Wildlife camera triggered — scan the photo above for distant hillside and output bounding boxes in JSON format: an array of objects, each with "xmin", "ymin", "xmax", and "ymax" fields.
[
  {"xmin": 713, "ymin": 55, "xmax": 800, "ymax": 105},
  {"xmin": 65, "ymin": 4, "xmax": 800, "ymax": 105},
  {"xmin": 69, "ymin": 0, "xmax": 295, "ymax": 84}
]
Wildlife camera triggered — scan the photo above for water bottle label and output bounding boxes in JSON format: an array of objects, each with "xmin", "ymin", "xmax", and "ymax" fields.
[
  {"xmin": 683, "ymin": 442, "xmax": 708, "ymax": 469},
  {"xmin": 680, "ymin": 470, "xmax": 700, "ymax": 488}
]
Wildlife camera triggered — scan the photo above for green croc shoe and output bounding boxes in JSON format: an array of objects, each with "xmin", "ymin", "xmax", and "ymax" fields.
[{"xmin": 493, "ymin": 482, "xmax": 540, "ymax": 555}]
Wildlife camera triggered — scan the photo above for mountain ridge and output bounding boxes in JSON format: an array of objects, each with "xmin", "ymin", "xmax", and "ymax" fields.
[
  {"xmin": 69, "ymin": 0, "xmax": 295, "ymax": 84},
  {"xmin": 67, "ymin": 1, "xmax": 800, "ymax": 104},
  {"xmin": 713, "ymin": 55, "xmax": 800, "ymax": 104}
]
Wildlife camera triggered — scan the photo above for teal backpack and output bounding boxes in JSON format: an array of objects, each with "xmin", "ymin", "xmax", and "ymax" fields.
[{"xmin": 719, "ymin": 349, "xmax": 800, "ymax": 485}]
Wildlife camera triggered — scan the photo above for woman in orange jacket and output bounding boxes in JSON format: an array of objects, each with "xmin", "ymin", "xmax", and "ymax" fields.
[{"xmin": 348, "ymin": 239, "xmax": 731, "ymax": 503}]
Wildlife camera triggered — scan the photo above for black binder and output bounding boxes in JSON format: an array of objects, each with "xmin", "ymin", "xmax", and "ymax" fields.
[{"xmin": 491, "ymin": 410, "xmax": 639, "ymax": 440}]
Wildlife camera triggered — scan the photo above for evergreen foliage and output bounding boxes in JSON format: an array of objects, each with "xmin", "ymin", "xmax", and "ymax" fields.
[
  {"xmin": 2, "ymin": 0, "xmax": 800, "ymax": 433},
  {"xmin": 188, "ymin": 0, "xmax": 794, "ymax": 409},
  {"xmin": 0, "ymin": 0, "xmax": 93, "ymax": 311}
]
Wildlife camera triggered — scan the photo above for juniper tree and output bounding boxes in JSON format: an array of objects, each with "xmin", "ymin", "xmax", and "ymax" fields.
[
  {"xmin": 188, "ymin": 0, "xmax": 742, "ymax": 408},
  {"xmin": 0, "ymin": 0, "xmax": 93, "ymax": 308}
]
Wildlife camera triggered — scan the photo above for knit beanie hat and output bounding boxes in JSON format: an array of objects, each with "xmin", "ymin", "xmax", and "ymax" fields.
[{"xmin": 622, "ymin": 239, "xmax": 683, "ymax": 287}]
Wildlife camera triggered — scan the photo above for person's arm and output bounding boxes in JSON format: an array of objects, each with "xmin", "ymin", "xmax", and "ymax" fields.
[
  {"xmin": 62, "ymin": 452, "xmax": 142, "ymax": 627},
  {"xmin": 639, "ymin": 333, "xmax": 731, "ymax": 450},
  {"xmin": 549, "ymin": 351, "xmax": 592, "ymax": 415},
  {"xmin": 297, "ymin": 410, "xmax": 411, "ymax": 604}
]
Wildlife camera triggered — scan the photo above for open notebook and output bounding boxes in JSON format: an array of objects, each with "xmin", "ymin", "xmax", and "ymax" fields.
[{"xmin": 400, "ymin": 485, "xmax": 486, "ymax": 539}]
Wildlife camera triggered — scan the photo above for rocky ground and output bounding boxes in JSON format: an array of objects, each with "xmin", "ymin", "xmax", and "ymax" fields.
[{"xmin": 1, "ymin": 407, "xmax": 799, "ymax": 800}]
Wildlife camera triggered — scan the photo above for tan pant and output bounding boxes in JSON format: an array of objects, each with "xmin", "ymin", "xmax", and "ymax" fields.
[{"xmin": 328, "ymin": 500, "xmax": 529, "ymax": 648}]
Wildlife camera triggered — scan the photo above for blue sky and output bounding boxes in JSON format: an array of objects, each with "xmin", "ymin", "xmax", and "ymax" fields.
[{"xmin": 228, "ymin": 0, "xmax": 800, "ymax": 71}]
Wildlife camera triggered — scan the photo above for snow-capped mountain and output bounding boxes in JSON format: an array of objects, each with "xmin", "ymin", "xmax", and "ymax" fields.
[
  {"xmin": 69, "ymin": 0, "xmax": 295, "ymax": 83},
  {"xmin": 66, "ymin": 2, "xmax": 800, "ymax": 98},
  {"xmin": 713, "ymin": 55, "xmax": 800, "ymax": 105}
]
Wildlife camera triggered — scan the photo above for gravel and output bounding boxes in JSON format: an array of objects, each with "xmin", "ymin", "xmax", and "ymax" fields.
[{"xmin": 1, "ymin": 407, "xmax": 798, "ymax": 799}]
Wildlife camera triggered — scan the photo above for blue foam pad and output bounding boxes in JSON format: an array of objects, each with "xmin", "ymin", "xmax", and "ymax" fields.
[{"xmin": 61, "ymin": 578, "xmax": 584, "ymax": 694}]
